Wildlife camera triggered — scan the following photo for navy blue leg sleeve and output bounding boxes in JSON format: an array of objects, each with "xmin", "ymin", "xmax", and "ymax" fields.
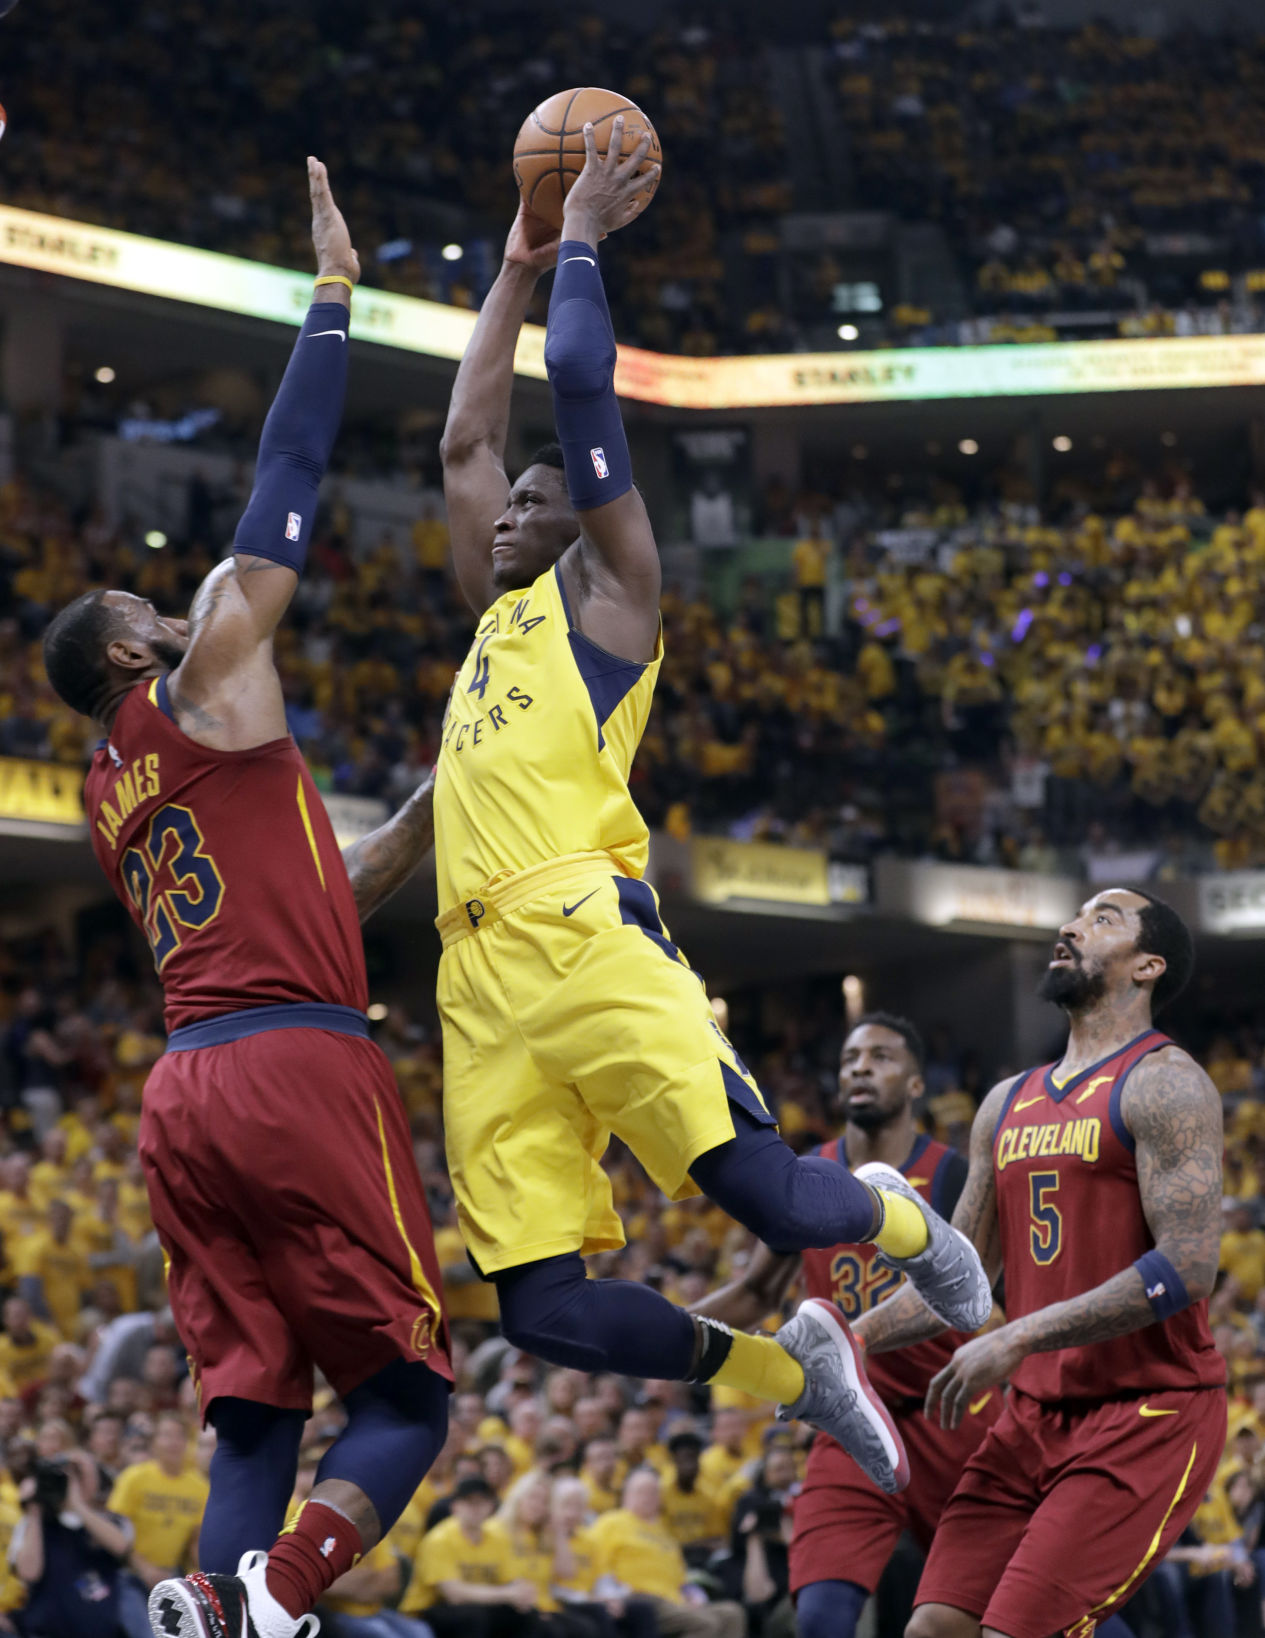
[
  {"xmin": 544, "ymin": 242, "xmax": 632, "ymax": 511},
  {"xmin": 796, "ymin": 1580, "xmax": 869, "ymax": 1638},
  {"xmin": 689, "ymin": 1107, "xmax": 877, "ymax": 1254},
  {"xmin": 201, "ymin": 1398, "xmax": 306, "ymax": 1573},
  {"xmin": 496, "ymin": 1252, "xmax": 696, "ymax": 1379},
  {"xmin": 232, "ymin": 300, "xmax": 351, "ymax": 571},
  {"xmin": 315, "ymin": 1358, "xmax": 450, "ymax": 1537}
]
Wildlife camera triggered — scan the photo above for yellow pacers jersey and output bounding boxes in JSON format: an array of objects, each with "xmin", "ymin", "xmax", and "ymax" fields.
[{"xmin": 435, "ymin": 562, "xmax": 661, "ymax": 909}]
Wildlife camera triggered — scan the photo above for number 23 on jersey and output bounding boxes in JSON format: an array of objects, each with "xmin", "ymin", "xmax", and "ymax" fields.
[{"xmin": 121, "ymin": 804, "xmax": 225, "ymax": 969}]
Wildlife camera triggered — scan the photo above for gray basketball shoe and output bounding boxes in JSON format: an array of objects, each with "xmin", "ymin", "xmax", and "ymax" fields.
[
  {"xmin": 773, "ymin": 1297, "xmax": 910, "ymax": 1494},
  {"xmin": 855, "ymin": 1161, "xmax": 993, "ymax": 1332}
]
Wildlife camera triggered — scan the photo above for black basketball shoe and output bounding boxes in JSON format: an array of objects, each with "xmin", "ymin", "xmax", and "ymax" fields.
[{"xmin": 149, "ymin": 1550, "xmax": 320, "ymax": 1638}]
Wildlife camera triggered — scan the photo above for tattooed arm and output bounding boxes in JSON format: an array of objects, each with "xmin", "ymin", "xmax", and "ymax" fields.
[
  {"xmin": 926, "ymin": 1046, "xmax": 1222, "ymax": 1428},
  {"xmin": 854, "ymin": 1078, "xmax": 1013, "ymax": 1356},
  {"xmin": 342, "ymin": 770, "xmax": 436, "ymax": 924}
]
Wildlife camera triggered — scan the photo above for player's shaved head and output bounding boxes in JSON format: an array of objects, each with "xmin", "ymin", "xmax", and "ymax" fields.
[
  {"xmin": 492, "ymin": 445, "xmax": 578, "ymax": 592},
  {"xmin": 43, "ymin": 589, "xmax": 189, "ymax": 722},
  {"xmin": 42, "ymin": 590, "xmax": 124, "ymax": 719}
]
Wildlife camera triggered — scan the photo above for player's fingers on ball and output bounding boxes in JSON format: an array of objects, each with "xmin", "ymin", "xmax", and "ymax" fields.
[
  {"xmin": 607, "ymin": 114, "xmax": 625, "ymax": 164},
  {"xmin": 582, "ymin": 121, "xmax": 599, "ymax": 164},
  {"xmin": 623, "ymin": 130, "xmax": 654, "ymax": 172}
]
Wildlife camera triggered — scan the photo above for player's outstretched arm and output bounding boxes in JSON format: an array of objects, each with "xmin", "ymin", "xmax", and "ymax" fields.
[
  {"xmin": 690, "ymin": 1242, "xmax": 802, "ymax": 1332},
  {"xmin": 925, "ymin": 1049, "xmax": 1222, "ymax": 1429},
  {"xmin": 341, "ymin": 767, "xmax": 436, "ymax": 924},
  {"xmin": 440, "ymin": 207, "xmax": 560, "ymax": 615},
  {"xmin": 169, "ymin": 158, "xmax": 357, "ymax": 749},
  {"xmin": 548, "ymin": 119, "xmax": 663, "ymax": 664},
  {"xmin": 855, "ymin": 1078, "xmax": 1011, "ymax": 1358}
]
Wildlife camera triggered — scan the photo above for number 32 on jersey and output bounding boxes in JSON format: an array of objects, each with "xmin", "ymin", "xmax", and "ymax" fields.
[{"xmin": 121, "ymin": 804, "xmax": 225, "ymax": 969}]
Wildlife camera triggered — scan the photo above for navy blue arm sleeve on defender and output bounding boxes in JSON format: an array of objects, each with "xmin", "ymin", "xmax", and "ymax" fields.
[
  {"xmin": 544, "ymin": 240, "xmax": 633, "ymax": 511},
  {"xmin": 232, "ymin": 300, "xmax": 351, "ymax": 572}
]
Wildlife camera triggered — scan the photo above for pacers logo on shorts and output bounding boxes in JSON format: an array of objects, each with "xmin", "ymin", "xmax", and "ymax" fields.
[{"xmin": 590, "ymin": 447, "xmax": 609, "ymax": 480}]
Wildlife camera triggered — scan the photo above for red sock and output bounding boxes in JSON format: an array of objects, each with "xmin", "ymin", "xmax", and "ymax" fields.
[{"xmin": 265, "ymin": 1499, "xmax": 363, "ymax": 1619}]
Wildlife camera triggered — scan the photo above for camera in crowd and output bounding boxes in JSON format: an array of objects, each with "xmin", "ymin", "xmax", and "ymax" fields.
[{"xmin": 31, "ymin": 1456, "xmax": 71, "ymax": 1518}]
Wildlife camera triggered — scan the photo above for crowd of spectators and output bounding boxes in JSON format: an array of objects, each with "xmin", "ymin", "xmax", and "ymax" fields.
[
  {"xmin": 826, "ymin": 18, "xmax": 1265, "ymax": 346},
  {"xmin": 8, "ymin": 4, "xmax": 1265, "ymax": 352},
  {"xmin": 0, "ymin": 919, "xmax": 1263, "ymax": 1636},
  {"xmin": 13, "ymin": 455, "xmax": 1265, "ymax": 871},
  {"xmin": 3, "ymin": 0, "xmax": 789, "ymax": 357}
]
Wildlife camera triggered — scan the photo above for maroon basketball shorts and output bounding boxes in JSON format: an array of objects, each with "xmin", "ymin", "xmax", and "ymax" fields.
[
  {"xmin": 791, "ymin": 1387, "xmax": 1003, "ymax": 1595},
  {"xmin": 915, "ymin": 1384, "xmax": 1226, "ymax": 1638},
  {"xmin": 141, "ymin": 1023, "xmax": 451, "ymax": 1419}
]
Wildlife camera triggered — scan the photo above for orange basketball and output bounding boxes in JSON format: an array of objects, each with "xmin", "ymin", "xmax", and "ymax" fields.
[{"xmin": 513, "ymin": 87, "xmax": 662, "ymax": 231}]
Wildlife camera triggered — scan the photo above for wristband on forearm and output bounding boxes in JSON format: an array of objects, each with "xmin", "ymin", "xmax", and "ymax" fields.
[
  {"xmin": 544, "ymin": 240, "xmax": 632, "ymax": 511},
  {"xmin": 232, "ymin": 299, "xmax": 351, "ymax": 572},
  {"xmin": 1134, "ymin": 1250, "xmax": 1191, "ymax": 1321}
]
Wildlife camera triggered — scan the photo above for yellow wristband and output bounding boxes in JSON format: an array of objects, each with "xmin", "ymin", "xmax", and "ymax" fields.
[{"xmin": 314, "ymin": 275, "xmax": 355, "ymax": 293}]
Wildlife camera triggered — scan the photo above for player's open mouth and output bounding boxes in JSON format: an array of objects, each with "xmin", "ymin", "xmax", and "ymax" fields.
[{"xmin": 1048, "ymin": 943, "xmax": 1075, "ymax": 967}]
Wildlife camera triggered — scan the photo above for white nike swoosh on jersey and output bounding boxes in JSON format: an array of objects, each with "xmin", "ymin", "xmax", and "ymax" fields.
[
  {"xmin": 308, "ymin": 329, "xmax": 346, "ymax": 340},
  {"xmin": 562, "ymin": 256, "xmax": 596, "ymax": 267}
]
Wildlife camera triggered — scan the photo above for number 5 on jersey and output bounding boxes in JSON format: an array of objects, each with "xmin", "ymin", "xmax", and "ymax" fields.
[
  {"xmin": 122, "ymin": 804, "xmax": 225, "ymax": 969},
  {"xmin": 1029, "ymin": 1170, "xmax": 1062, "ymax": 1265}
]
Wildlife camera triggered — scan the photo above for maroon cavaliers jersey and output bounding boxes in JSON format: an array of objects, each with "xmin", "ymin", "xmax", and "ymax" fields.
[
  {"xmin": 801, "ymin": 1134, "xmax": 974, "ymax": 1404},
  {"xmin": 994, "ymin": 1028, "xmax": 1224, "ymax": 1403},
  {"xmin": 85, "ymin": 675, "xmax": 367, "ymax": 1032}
]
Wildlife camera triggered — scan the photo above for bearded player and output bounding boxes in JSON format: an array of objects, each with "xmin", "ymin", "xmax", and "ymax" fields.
[
  {"xmin": 434, "ymin": 115, "xmax": 990, "ymax": 1493},
  {"xmin": 854, "ymin": 890, "xmax": 1225, "ymax": 1638},
  {"xmin": 696, "ymin": 1014, "xmax": 1002, "ymax": 1638},
  {"xmin": 41, "ymin": 163, "xmax": 451, "ymax": 1638}
]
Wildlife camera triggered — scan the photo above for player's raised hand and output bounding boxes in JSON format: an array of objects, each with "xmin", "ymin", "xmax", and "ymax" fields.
[
  {"xmin": 504, "ymin": 201, "xmax": 562, "ymax": 275},
  {"xmin": 562, "ymin": 116, "xmax": 660, "ymax": 245},
  {"xmin": 308, "ymin": 156, "xmax": 360, "ymax": 285}
]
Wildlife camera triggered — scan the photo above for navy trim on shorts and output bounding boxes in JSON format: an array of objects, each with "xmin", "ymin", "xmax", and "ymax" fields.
[
  {"xmin": 166, "ymin": 1001, "xmax": 370, "ymax": 1052},
  {"xmin": 615, "ymin": 876, "xmax": 684, "ymax": 964},
  {"xmin": 720, "ymin": 1061, "xmax": 777, "ymax": 1129}
]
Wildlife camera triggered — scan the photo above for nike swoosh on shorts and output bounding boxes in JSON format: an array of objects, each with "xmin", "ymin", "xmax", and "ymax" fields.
[{"xmin": 308, "ymin": 329, "xmax": 346, "ymax": 340}]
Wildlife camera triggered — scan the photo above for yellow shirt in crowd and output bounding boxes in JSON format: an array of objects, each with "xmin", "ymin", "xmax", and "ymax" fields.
[
  {"xmin": 0, "ymin": 1320, "xmax": 58, "ymax": 1389},
  {"xmin": 402, "ymin": 1517, "xmax": 513, "ymax": 1613},
  {"xmin": 1220, "ymin": 1230, "xmax": 1265, "ymax": 1302},
  {"xmin": 660, "ymin": 1474, "xmax": 725, "ymax": 1548},
  {"xmin": 15, "ymin": 1232, "xmax": 90, "ymax": 1337},
  {"xmin": 553, "ymin": 1523, "xmax": 600, "ymax": 1597},
  {"xmin": 323, "ymin": 1538, "xmax": 399, "ymax": 1618},
  {"xmin": 590, "ymin": 1507, "xmax": 687, "ymax": 1602},
  {"xmin": 108, "ymin": 1461, "xmax": 209, "ymax": 1572}
]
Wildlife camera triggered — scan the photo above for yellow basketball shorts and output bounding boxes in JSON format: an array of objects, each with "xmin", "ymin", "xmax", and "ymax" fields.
[{"xmin": 435, "ymin": 851, "xmax": 775, "ymax": 1275}]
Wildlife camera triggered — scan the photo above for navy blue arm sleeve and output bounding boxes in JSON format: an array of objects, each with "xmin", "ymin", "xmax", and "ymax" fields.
[
  {"xmin": 232, "ymin": 300, "xmax": 351, "ymax": 571},
  {"xmin": 544, "ymin": 241, "xmax": 633, "ymax": 511}
]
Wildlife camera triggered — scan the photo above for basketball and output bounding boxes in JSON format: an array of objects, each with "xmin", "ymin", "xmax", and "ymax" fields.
[{"xmin": 513, "ymin": 87, "xmax": 662, "ymax": 231}]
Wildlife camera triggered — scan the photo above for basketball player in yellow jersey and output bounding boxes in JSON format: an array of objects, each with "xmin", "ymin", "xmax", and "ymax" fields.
[{"xmin": 434, "ymin": 122, "xmax": 991, "ymax": 1494}]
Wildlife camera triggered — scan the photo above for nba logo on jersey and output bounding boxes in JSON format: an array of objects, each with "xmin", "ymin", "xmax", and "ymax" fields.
[
  {"xmin": 285, "ymin": 512, "xmax": 302, "ymax": 541},
  {"xmin": 590, "ymin": 447, "xmax": 609, "ymax": 480}
]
